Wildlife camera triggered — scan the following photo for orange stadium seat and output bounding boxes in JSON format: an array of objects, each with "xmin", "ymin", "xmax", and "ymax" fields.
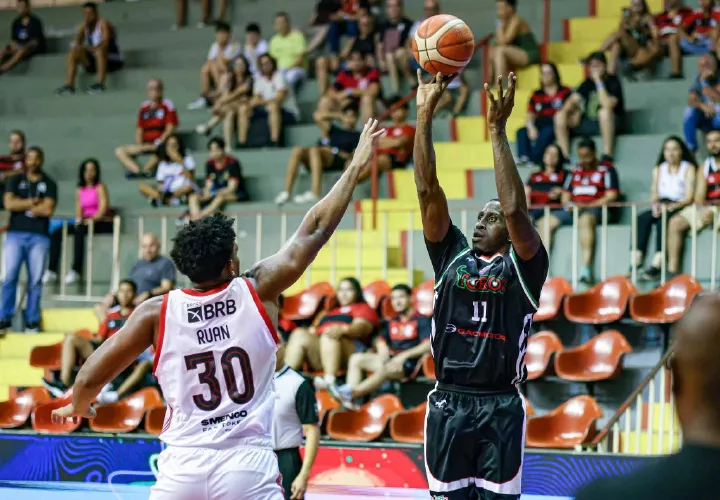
[
  {"xmin": 554, "ymin": 330, "xmax": 632, "ymax": 382},
  {"xmin": 526, "ymin": 331, "xmax": 563, "ymax": 380},
  {"xmin": 144, "ymin": 405, "xmax": 168, "ymax": 435},
  {"xmin": 0, "ymin": 387, "xmax": 51, "ymax": 429},
  {"xmin": 363, "ymin": 280, "xmax": 392, "ymax": 311},
  {"xmin": 29, "ymin": 329, "xmax": 95, "ymax": 369},
  {"xmin": 630, "ymin": 274, "xmax": 702, "ymax": 324},
  {"xmin": 524, "ymin": 398, "xmax": 535, "ymax": 417},
  {"xmin": 534, "ymin": 277, "xmax": 573, "ymax": 322},
  {"xmin": 282, "ymin": 282, "xmax": 335, "ymax": 321},
  {"xmin": 413, "ymin": 280, "xmax": 435, "ymax": 317},
  {"xmin": 422, "ymin": 355, "xmax": 436, "ymax": 379},
  {"xmin": 90, "ymin": 387, "xmax": 164, "ymax": 433},
  {"xmin": 315, "ymin": 389, "xmax": 340, "ymax": 427},
  {"xmin": 32, "ymin": 392, "xmax": 82, "ymax": 434},
  {"xmin": 564, "ymin": 276, "xmax": 636, "ymax": 324},
  {"xmin": 389, "ymin": 403, "xmax": 426, "ymax": 443},
  {"xmin": 525, "ymin": 395, "xmax": 603, "ymax": 449},
  {"xmin": 326, "ymin": 394, "xmax": 403, "ymax": 441}
]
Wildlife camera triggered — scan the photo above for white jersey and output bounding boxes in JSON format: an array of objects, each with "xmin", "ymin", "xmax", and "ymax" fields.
[{"xmin": 153, "ymin": 277, "xmax": 279, "ymax": 449}]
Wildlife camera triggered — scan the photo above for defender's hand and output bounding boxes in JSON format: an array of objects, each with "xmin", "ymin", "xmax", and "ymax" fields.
[
  {"xmin": 416, "ymin": 69, "xmax": 457, "ymax": 112},
  {"xmin": 349, "ymin": 118, "xmax": 385, "ymax": 172},
  {"xmin": 485, "ymin": 73, "xmax": 517, "ymax": 132}
]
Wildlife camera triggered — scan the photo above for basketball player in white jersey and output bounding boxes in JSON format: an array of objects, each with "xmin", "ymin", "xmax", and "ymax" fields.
[{"xmin": 51, "ymin": 119, "xmax": 386, "ymax": 500}]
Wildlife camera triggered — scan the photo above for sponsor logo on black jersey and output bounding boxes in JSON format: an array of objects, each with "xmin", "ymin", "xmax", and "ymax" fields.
[
  {"xmin": 185, "ymin": 298, "xmax": 237, "ymax": 323},
  {"xmin": 445, "ymin": 324, "xmax": 507, "ymax": 342},
  {"xmin": 454, "ymin": 265, "xmax": 507, "ymax": 293}
]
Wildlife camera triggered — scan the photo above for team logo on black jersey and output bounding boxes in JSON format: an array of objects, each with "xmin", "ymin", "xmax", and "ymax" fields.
[{"xmin": 454, "ymin": 265, "xmax": 507, "ymax": 293}]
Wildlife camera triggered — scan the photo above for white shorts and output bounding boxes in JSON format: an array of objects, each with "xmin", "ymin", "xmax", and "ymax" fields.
[{"xmin": 150, "ymin": 445, "xmax": 284, "ymax": 500}]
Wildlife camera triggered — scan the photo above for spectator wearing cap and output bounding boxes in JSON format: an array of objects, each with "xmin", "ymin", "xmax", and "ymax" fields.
[
  {"xmin": 684, "ymin": 53, "xmax": 720, "ymax": 153},
  {"xmin": 0, "ymin": 0, "xmax": 45, "ymax": 74},
  {"xmin": 188, "ymin": 22, "xmax": 241, "ymax": 111},
  {"xmin": 0, "ymin": 130, "xmax": 26, "ymax": 210}
]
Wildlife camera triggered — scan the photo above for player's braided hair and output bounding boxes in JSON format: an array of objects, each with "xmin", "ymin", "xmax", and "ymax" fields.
[{"xmin": 170, "ymin": 213, "xmax": 236, "ymax": 284}]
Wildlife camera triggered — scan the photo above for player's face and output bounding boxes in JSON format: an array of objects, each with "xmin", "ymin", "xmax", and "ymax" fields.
[
  {"xmin": 390, "ymin": 289, "xmax": 411, "ymax": 314},
  {"xmin": 576, "ymin": 146, "xmax": 597, "ymax": 170},
  {"xmin": 707, "ymin": 131, "xmax": 720, "ymax": 156},
  {"xmin": 336, "ymin": 280, "xmax": 358, "ymax": 306},
  {"xmin": 663, "ymin": 139, "xmax": 682, "ymax": 165},
  {"xmin": 116, "ymin": 282, "xmax": 136, "ymax": 307},
  {"xmin": 472, "ymin": 201, "xmax": 509, "ymax": 254}
]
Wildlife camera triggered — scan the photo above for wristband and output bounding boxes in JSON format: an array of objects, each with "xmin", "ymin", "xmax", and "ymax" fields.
[
  {"xmin": 345, "ymin": 88, "xmax": 353, "ymax": 96},
  {"xmin": 154, "ymin": 139, "xmax": 162, "ymax": 146},
  {"xmin": 595, "ymin": 82, "xmax": 605, "ymax": 90}
]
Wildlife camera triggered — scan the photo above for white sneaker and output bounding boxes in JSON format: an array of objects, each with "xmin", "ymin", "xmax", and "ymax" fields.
[
  {"xmin": 195, "ymin": 123, "xmax": 208, "ymax": 135},
  {"xmin": 96, "ymin": 390, "xmax": 119, "ymax": 405},
  {"xmin": 313, "ymin": 376, "xmax": 328, "ymax": 390},
  {"xmin": 63, "ymin": 270, "xmax": 79, "ymax": 284},
  {"xmin": 187, "ymin": 97, "xmax": 207, "ymax": 110},
  {"xmin": 293, "ymin": 191, "xmax": 318, "ymax": 203},
  {"xmin": 274, "ymin": 191, "xmax": 290, "ymax": 205},
  {"xmin": 42, "ymin": 270, "xmax": 57, "ymax": 284}
]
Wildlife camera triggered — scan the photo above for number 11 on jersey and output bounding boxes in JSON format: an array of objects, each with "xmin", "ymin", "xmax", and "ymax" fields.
[{"xmin": 471, "ymin": 301, "xmax": 488, "ymax": 323}]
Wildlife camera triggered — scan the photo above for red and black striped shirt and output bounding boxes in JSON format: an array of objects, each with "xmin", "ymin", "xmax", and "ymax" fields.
[
  {"xmin": 527, "ymin": 86, "xmax": 572, "ymax": 127},
  {"xmin": 654, "ymin": 7, "xmax": 694, "ymax": 37},
  {"xmin": 527, "ymin": 168, "xmax": 569, "ymax": 206},
  {"xmin": 563, "ymin": 161, "xmax": 620, "ymax": 204},
  {"xmin": 702, "ymin": 157, "xmax": 720, "ymax": 201},
  {"xmin": 683, "ymin": 8, "xmax": 720, "ymax": 36}
]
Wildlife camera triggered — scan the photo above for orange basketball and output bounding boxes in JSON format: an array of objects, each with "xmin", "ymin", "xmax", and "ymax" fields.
[{"xmin": 412, "ymin": 14, "xmax": 475, "ymax": 76}]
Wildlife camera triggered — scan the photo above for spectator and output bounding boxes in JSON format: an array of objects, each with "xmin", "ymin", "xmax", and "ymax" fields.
[
  {"xmin": 326, "ymin": 0, "xmax": 369, "ymax": 61},
  {"xmin": 555, "ymin": 52, "xmax": 625, "ymax": 160},
  {"xmin": 55, "ymin": 2, "xmax": 123, "ymax": 95},
  {"xmin": 304, "ymin": 0, "xmax": 339, "ymax": 56},
  {"xmin": 537, "ymin": 138, "xmax": 620, "ymax": 285},
  {"xmin": 668, "ymin": 129, "xmax": 720, "ymax": 275},
  {"xmin": 633, "ymin": 136, "xmax": 697, "ymax": 280},
  {"xmin": 0, "ymin": 130, "xmax": 26, "ymax": 210},
  {"xmin": 188, "ymin": 22, "xmax": 241, "ymax": 111},
  {"xmin": 526, "ymin": 144, "xmax": 569, "ymax": 246},
  {"xmin": 407, "ymin": 0, "xmax": 440, "ymax": 49},
  {"xmin": 114, "ymin": 79, "xmax": 178, "ymax": 178},
  {"xmin": 285, "ymin": 277, "xmax": 379, "ymax": 391},
  {"xmin": 516, "ymin": 62, "xmax": 572, "ymax": 165},
  {"xmin": 592, "ymin": 0, "xmax": 655, "ymax": 76},
  {"xmin": 316, "ymin": 12, "xmax": 378, "ymax": 96},
  {"xmin": 317, "ymin": 50, "xmax": 380, "ymax": 124},
  {"xmin": 243, "ymin": 23, "xmax": 269, "ymax": 76},
  {"xmin": 684, "ymin": 53, "xmax": 720, "ymax": 152},
  {"xmin": 195, "ymin": 55, "xmax": 254, "ymax": 147},
  {"xmin": 373, "ymin": 95, "xmax": 415, "ymax": 181},
  {"xmin": 187, "ymin": 137, "xmax": 248, "ymax": 221},
  {"xmin": 0, "ymin": 0, "xmax": 45, "ymax": 74},
  {"xmin": 42, "ymin": 279, "xmax": 136, "ymax": 396},
  {"xmin": 96, "ymin": 348, "xmax": 155, "ymax": 404},
  {"xmin": 241, "ymin": 54, "xmax": 299, "ymax": 147},
  {"xmin": 377, "ymin": 0, "xmax": 414, "ymax": 93},
  {"xmin": 652, "ymin": 0, "xmax": 693, "ymax": 78},
  {"xmin": 329, "ymin": 284, "xmax": 431, "ymax": 409},
  {"xmin": 269, "ymin": 12, "xmax": 308, "ymax": 89},
  {"xmin": 276, "ymin": 102, "xmax": 360, "ymax": 205},
  {"xmin": 175, "ymin": 0, "xmax": 226, "ymax": 29},
  {"xmin": 93, "ymin": 233, "xmax": 175, "ymax": 321},
  {"xmin": 679, "ymin": 0, "xmax": 719, "ymax": 56},
  {"xmin": 491, "ymin": 0, "xmax": 541, "ymax": 84},
  {"xmin": 45, "ymin": 158, "xmax": 111, "ymax": 285},
  {"xmin": 138, "ymin": 135, "xmax": 196, "ymax": 207},
  {"xmin": 0, "ymin": 147, "xmax": 57, "ymax": 333}
]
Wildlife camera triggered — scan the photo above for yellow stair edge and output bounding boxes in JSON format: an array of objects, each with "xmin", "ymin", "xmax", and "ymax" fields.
[
  {"xmin": 286, "ymin": 268, "xmax": 425, "ymax": 295},
  {"xmin": 596, "ymin": 0, "xmax": 663, "ymax": 17},
  {"xmin": 0, "ymin": 333, "xmax": 65, "ymax": 359},
  {"xmin": 0, "ymin": 359, "xmax": 43, "ymax": 386},
  {"xmin": 42, "ymin": 308, "xmax": 99, "ymax": 333},
  {"xmin": 392, "ymin": 170, "xmax": 469, "ymax": 201}
]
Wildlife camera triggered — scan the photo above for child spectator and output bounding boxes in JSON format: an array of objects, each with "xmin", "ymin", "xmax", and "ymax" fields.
[
  {"xmin": 138, "ymin": 134, "xmax": 196, "ymax": 207},
  {"xmin": 373, "ymin": 95, "xmax": 415, "ymax": 180},
  {"xmin": 188, "ymin": 22, "xmax": 241, "ymax": 110}
]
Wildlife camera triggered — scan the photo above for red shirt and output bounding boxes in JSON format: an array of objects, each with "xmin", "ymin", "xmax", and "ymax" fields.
[
  {"xmin": 380, "ymin": 313, "xmax": 431, "ymax": 354},
  {"xmin": 137, "ymin": 99, "xmax": 179, "ymax": 144},
  {"xmin": 342, "ymin": 0, "xmax": 368, "ymax": 14},
  {"xmin": 97, "ymin": 306, "xmax": 133, "ymax": 339},
  {"xmin": 702, "ymin": 158, "xmax": 720, "ymax": 201},
  {"xmin": 0, "ymin": 153, "xmax": 24, "ymax": 172},
  {"xmin": 563, "ymin": 162, "xmax": 620, "ymax": 204},
  {"xmin": 654, "ymin": 7, "xmax": 694, "ymax": 37},
  {"xmin": 278, "ymin": 316, "xmax": 297, "ymax": 337},
  {"xmin": 378, "ymin": 123, "xmax": 415, "ymax": 164},
  {"xmin": 316, "ymin": 302, "xmax": 379, "ymax": 338},
  {"xmin": 334, "ymin": 68, "xmax": 380, "ymax": 91},
  {"xmin": 527, "ymin": 168, "xmax": 569, "ymax": 206},
  {"xmin": 527, "ymin": 86, "xmax": 572, "ymax": 126},
  {"xmin": 683, "ymin": 9, "xmax": 720, "ymax": 36}
]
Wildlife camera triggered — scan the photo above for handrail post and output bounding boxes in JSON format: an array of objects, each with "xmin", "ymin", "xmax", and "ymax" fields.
[
  {"xmin": 371, "ymin": 150, "xmax": 378, "ymax": 230},
  {"xmin": 630, "ymin": 204, "xmax": 637, "ymax": 285},
  {"xmin": 571, "ymin": 205, "xmax": 578, "ymax": 290},
  {"xmin": 160, "ymin": 216, "xmax": 168, "ymax": 254},
  {"xmin": 382, "ymin": 212, "xmax": 389, "ymax": 281},
  {"xmin": 355, "ymin": 211, "xmax": 363, "ymax": 280},
  {"xmin": 59, "ymin": 220, "xmax": 69, "ymax": 297},
  {"xmin": 691, "ymin": 204, "xmax": 697, "ymax": 278},
  {"xmin": 712, "ymin": 210, "xmax": 719, "ymax": 291},
  {"xmin": 137, "ymin": 216, "xmax": 144, "ymax": 259},
  {"xmin": 255, "ymin": 213, "xmax": 262, "ymax": 263},
  {"xmin": 600, "ymin": 204, "xmax": 608, "ymax": 281},
  {"xmin": 85, "ymin": 219, "xmax": 94, "ymax": 299},
  {"xmin": 111, "ymin": 215, "xmax": 121, "ymax": 292},
  {"xmin": 660, "ymin": 204, "xmax": 667, "ymax": 285},
  {"xmin": 407, "ymin": 211, "xmax": 414, "ymax": 286}
]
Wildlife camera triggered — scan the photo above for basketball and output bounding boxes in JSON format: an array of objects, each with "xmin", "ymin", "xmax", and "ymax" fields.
[{"xmin": 412, "ymin": 14, "xmax": 475, "ymax": 76}]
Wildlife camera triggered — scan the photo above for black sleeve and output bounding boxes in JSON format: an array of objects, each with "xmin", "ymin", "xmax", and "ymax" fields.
[
  {"xmin": 424, "ymin": 222, "xmax": 469, "ymax": 281},
  {"xmin": 416, "ymin": 316, "xmax": 432, "ymax": 340},
  {"xmin": 378, "ymin": 320, "xmax": 390, "ymax": 343},
  {"xmin": 511, "ymin": 243, "xmax": 549, "ymax": 309},
  {"xmin": 399, "ymin": 18, "xmax": 414, "ymax": 45},
  {"xmin": 294, "ymin": 379, "xmax": 319, "ymax": 425},
  {"xmin": 11, "ymin": 18, "xmax": 21, "ymax": 42},
  {"xmin": 27, "ymin": 17, "xmax": 44, "ymax": 42},
  {"xmin": 606, "ymin": 165, "xmax": 620, "ymax": 191},
  {"xmin": 204, "ymin": 160, "xmax": 213, "ymax": 180},
  {"xmin": 607, "ymin": 76, "xmax": 625, "ymax": 115},
  {"xmin": 44, "ymin": 178, "xmax": 58, "ymax": 201},
  {"xmin": 575, "ymin": 78, "xmax": 594, "ymax": 100},
  {"xmin": 5, "ymin": 174, "xmax": 22, "ymax": 194}
]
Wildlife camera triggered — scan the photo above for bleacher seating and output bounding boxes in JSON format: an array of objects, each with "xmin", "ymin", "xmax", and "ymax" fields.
[
  {"xmin": 326, "ymin": 394, "xmax": 403, "ymax": 442},
  {"xmin": 526, "ymin": 331, "xmax": 563, "ymax": 380},
  {"xmin": 389, "ymin": 404, "xmax": 426, "ymax": 444},
  {"xmin": 553, "ymin": 330, "xmax": 632, "ymax": 383},
  {"xmin": 525, "ymin": 396, "xmax": 603, "ymax": 449},
  {"xmin": 629, "ymin": 274, "xmax": 703, "ymax": 324},
  {"xmin": 564, "ymin": 276, "xmax": 636, "ymax": 325},
  {"xmin": 534, "ymin": 277, "xmax": 573, "ymax": 323},
  {"xmin": 89, "ymin": 387, "xmax": 163, "ymax": 433},
  {"xmin": 0, "ymin": 387, "xmax": 50, "ymax": 429},
  {"xmin": 144, "ymin": 405, "xmax": 167, "ymax": 436}
]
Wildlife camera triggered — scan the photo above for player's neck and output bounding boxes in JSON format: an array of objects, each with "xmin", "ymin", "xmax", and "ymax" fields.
[
  {"xmin": 474, "ymin": 243, "xmax": 510, "ymax": 259},
  {"xmin": 192, "ymin": 275, "xmax": 233, "ymax": 292}
]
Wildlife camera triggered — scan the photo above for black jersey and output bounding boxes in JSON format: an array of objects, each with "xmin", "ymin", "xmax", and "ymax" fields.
[{"xmin": 426, "ymin": 223, "xmax": 549, "ymax": 392}]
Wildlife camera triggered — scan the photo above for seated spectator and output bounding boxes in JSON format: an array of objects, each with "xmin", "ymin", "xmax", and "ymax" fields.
[
  {"xmin": 679, "ymin": 0, "xmax": 719, "ymax": 57},
  {"xmin": 175, "ymin": 0, "xmax": 227, "ymax": 28},
  {"xmin": 269, "ymin": 12, "xmax": 308, "ymax": 89},
  {"xmin": 434, "ymin": 72, "xmax": 470, "ymax": 117},
  {"xmin": 55, "ymin": 2, "xmax": 123, "ymax": 95},
  {"xmin": 684, "ymin": 53, "xmax": 720, "ymax": 153},
  {"xmin": 114, "ymin": 79, "xmax": 178, "ymax": 178},
  {"xmin": 45, "ymin": 158, "xmax": 112, "ymax": 285},
  {"xmin": 277, "ymin": 295, "xmax": 298, "ymax": 343},
  {"xmin": 139, "ymin": 135, "xmax": 196, "ymax": 207},
  {"xmin": 0, "ymin": 0, "xmax": 45, "ymax": 74},
  {"xmin": 238, "ymin": 54, "xmax": 299, "ymax": 148},
  {"xmin": 1, "ymin": 147, "xmax": 57, "ymax": 333},
  {"xmin": 490, "ymin": 0, "xmax": 540, "ymax": 83},
  {"xmin": 243, "ymin": 23, "xmax": 269, "ymax": 76},
  {"xmin": 317, "ymin": 50, "xmax": 380, "ymax": 124},
  {"xmin": 516, "ymin": 62, "xmax": 572, "ymax": 165},
  {"xmin": 276, "ymin": 103, "xmax": 360, "ymax": 205},
  {"xmin": 377, "ymin": 0, "xmax": 414, "ymax": 93},
  {"xmin": 326, "ymin": 0, "xmax": 369, "ymax": 61},
  {"xmin": 0, "ymin": 130, "xmax": 26, "ymax": 210},
  {"xmin": 316, "ymin": 12, "xmax": 378, "ymax": 96},
  {"xmin": 96, "ymin": 348, "xmax": 154, "ymax": 404},
  {"xmin": 373, "ymin": 95, "xmax": 415, "ymax": 181},
  {"xmin": 329, "ymin": 284, "xmax": 431, "ymax": 409},
  {"xmin": 42, "ymin": 279, "xmax": 136, "ymax": 396},
  {"xmin": 285, "ymin": 277, "xmax": 379, "ymax": 390},
  {"xmin": 633, "ymin": 136, "xmax": 696, "ymax": 280},
  {"xmin": 188, "ymin": 22, "xmax": 241, "ymax": 110},
  {"xmin": 652, "ymin": 0, "xmax": 693, "ymax": 78},
  {"xmin": 195, "ymin": 56, "xmax": 254, "ymax": 147},
  {"xmin": 304, "ymin": 0, "xmax": 339, "ymax": 56},
  {"xmin": 187, "ymin": 137, "xmax": 248, "ymax": 221},
  {"xmin": 592, "ymin": 0, "xmax": 655, "ymax": 76},
  {"xmin": 555, "ymin": 52, "xmax": 625, "ymax": 160},
  {"xmin": 537, "ymin": 138, "xmax": 620, "ymax": 285},
  {"xmin": 93, "ymin": 233, "xmax": 175, "ymax": 321},
  {"xmin": 526, "ymin": 144, "xmax": 569, "ymax": 246},
  {"xmin": 668, "ymin": 129, "xmax": 720, "ymax": 275}
]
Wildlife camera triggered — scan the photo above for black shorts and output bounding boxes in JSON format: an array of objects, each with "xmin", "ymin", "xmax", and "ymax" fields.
[
  {"xmin": 276, "ymin": 447, "xmax": 303, "ymax": 500},
  {"xmin": 328, "ymin": 152, "xmax": 347, "ymax": 171},
  {"xmin": 85, "ymin": 48, "xmax": 124, "ymax": 73},
  {"xmin": 425, "ymin": 385, "xmax": 526, "ymax": 499}
]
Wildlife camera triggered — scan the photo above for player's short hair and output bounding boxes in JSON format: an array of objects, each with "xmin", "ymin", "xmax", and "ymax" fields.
[
  {"xmin": 577, "ymin": 137, "xmax": 597, "ymax": 152},
  {"xmin": 119, "ymin": 279, "xmax": 137, "ymax": 294},
  {"xmin": 170, "ymin": 214, "xmax": 236, "ymax": 284},
  {"xmin": 391, "ymin": 284, "xmax": 412, "ymax": 295}
]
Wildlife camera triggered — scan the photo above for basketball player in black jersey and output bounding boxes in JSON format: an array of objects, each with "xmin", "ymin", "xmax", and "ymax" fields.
[{"xmin": 415, "ymin": 70, "xmax": 549, "ymax": 500}]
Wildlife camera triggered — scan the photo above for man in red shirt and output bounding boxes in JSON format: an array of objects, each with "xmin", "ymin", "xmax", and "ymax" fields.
[
  {"xmin": 114, "ymin": 79, "xmax": 178, "ymax": 178},
  {"xmin": 317, "ymin": 49, "xmax": 380, "ymax": 124},
  {"xmin": 0, "ymin": 130, "xmax": 26, "ymax": 210},
  {"xmin": 652, "ymin": 0, "xmax": 694, "ymax": 77},
  {"xmin": 371, "ymin": 94, "xmax": 415, "ymax": 182},
  {"xmin": 679, "ymin": 0, "xmax": 720, "ymax": 56}
]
